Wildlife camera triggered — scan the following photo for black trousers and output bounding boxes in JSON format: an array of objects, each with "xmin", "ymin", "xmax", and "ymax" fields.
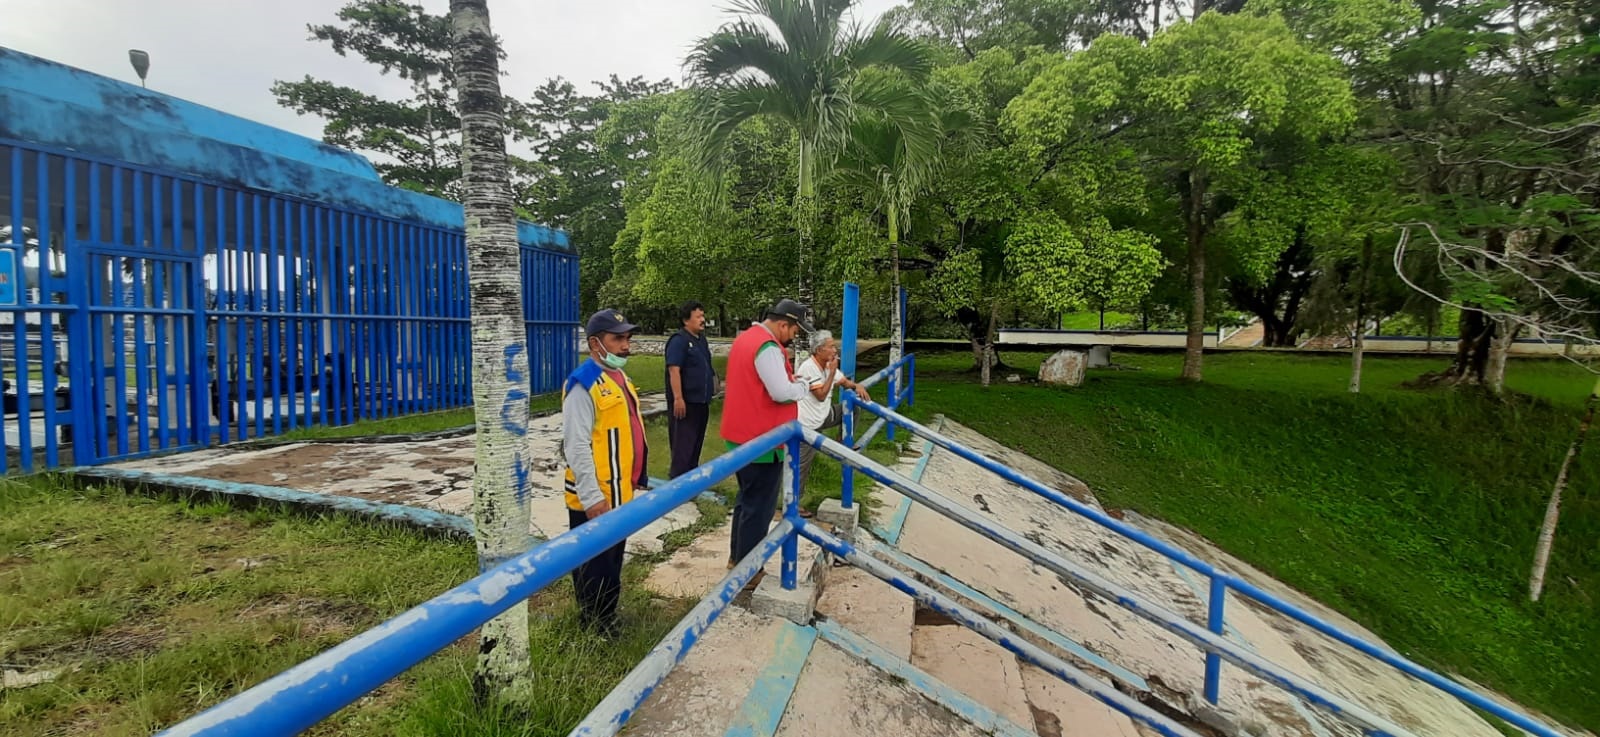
[
  {"xmin": 730, "ymin": 460, "xmax": 785, "ymax": 565},
  {"xmin": 568, "ymin": 509, "xmax": 626, "ymax": 631},
  {"xmin": 667, "ymin": 401, "xmax": 711, "ymax": 479}
]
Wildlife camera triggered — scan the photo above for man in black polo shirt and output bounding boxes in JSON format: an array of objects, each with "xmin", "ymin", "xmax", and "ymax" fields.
[{"xmin": 665, "ymin": 300, "xmax": 718, "ymax": 479}]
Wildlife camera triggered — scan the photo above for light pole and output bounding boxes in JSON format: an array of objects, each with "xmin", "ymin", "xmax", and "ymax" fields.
[{"xmin": 128, "ymin": 49, "xmax": 149, "ymax": 88}]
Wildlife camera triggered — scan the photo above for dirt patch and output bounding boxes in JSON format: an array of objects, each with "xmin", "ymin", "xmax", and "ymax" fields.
[
  {"xmin": 1030, "ymin": 704, "xmax": 1064, "ymax": 737},
  {"xmin": 6, "ymin": 625, "xmax": 166, "ymax": 670},
  {"xmin": 239, "ymin": 595, "xmax": 378, "ymax": 637}
]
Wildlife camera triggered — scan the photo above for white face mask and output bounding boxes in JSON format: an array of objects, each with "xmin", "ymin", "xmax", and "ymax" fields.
[{"xmin": 594, "ymin": 341, "xmax": 628, "ymax": 369}]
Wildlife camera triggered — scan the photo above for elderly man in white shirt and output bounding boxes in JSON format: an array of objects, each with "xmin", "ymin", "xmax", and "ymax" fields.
[{"xmin": 793, "ymin": 330, "xmax": 871, "ymax": 498}]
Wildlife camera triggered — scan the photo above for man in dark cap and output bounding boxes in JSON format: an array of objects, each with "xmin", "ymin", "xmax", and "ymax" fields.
[
  {"xmin": 561, "ymin": 308, "xmax": 649, "ymax": 636},
  {"xmin": 720, "ymin": 298, "xmax": 815, "ymax": 577}
]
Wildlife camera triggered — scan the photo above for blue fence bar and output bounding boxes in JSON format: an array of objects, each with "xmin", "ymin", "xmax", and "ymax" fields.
[
  {"xmin": 839, "ymin": 283, "xmax": 859, "ymax": 509},
  {"xmin": 848, "ymin": 403, "xmax": 1565, "ymax": 737},
  {"xmin": 157, "ymin": 422, "xmax": 800, "ymax": 737},
  {"xmin": 569, "ymin": 520, "xmax": 795, "ymax": 737},
  {"xmin": 795, "ymin": 517, "xmax": 1200, "ymax": 737},
  {"xmin": 782, "ymin": 434, "xmax": 802, "ymax": 590}
]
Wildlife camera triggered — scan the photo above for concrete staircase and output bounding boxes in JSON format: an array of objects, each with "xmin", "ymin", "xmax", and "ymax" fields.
[{"xmin": 629, "ymin": 415, "xmax": 1529, "ymax": 737}]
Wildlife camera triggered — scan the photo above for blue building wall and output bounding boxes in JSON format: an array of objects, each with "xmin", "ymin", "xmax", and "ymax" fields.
[{"xmin": 0, "ymin": 47, "xmax": 579, "ymax": 471}]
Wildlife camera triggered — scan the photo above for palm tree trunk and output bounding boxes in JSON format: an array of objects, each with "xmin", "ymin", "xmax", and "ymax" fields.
[
  {"xmin": 451, "ymin": 0, "xmax": 533, "ymax": 702},
  {"xmin": 888, "ymin": 208, "xmax": 903, "ymax": 388},
  {"xmin": 795, "ymin": 137, "xmax": 816, "ymax": 306},
  {"xmin": 1181, "ymin": 170, "xmax": 1207, "ymax": 382},
  {"xmin": 1350, "ymin": 234, "xmax": 1373, "ymax": 394},
  {"xmin": 1530, "ymin": 377, "xmax": 1600, "ymax": 601}
]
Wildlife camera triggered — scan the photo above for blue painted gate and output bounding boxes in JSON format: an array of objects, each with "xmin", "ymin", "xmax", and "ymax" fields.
[{"xmin": 0, "ymin": 141, "xmax": 579, "ymax": 473}]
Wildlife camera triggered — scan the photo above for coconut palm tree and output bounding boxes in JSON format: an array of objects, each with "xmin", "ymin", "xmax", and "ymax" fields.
[
  {"xmin": 827, "ymin": 76, "xmax": 949, "ymax": 380},
  {"xmin": 686, "ymin": 0, "xmax": 933, "ymax": 308},
  {"xmin": 449, "ymin": 0, "xmax": 533, "ymax": 700}
]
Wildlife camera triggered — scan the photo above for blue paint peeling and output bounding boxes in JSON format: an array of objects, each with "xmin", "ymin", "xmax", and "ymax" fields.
[{"xmin": 724, "ymin": 621, "xmax": 816, "ymax": 737}]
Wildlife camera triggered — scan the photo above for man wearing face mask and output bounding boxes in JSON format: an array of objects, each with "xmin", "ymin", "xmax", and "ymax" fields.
[
  {"xmin": 721, "ymin": 298, "xmax": 814, "ymax": 578},
  {"xmin": 562, "ymin": 308, "xmax": 649, "ymax": 637}
]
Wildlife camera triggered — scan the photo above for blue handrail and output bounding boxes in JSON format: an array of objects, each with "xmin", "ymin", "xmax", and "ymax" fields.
[
  {"xmin": 156, "ymin": 422, "xmax": 801, "ymax": 737},
  {"xmin": 848, "ymin": 401, "xmax": 1566, "ymax": 737}
]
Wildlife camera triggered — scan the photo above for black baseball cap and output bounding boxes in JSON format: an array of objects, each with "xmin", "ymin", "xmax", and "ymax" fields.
[
  {"xmin": 766, "ymin": 298, "xmax": 814, "ymax": 333},
  {"xmin": 586, "ymin": 308, "xmax": 638, "ymax": 336}
]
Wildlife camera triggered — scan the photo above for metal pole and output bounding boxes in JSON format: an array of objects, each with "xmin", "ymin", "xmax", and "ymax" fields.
[
  {"xmin": 800, "ymin": 428, "xmax": 1418, "ymax": 737},
  {"xmin": 797, "ymin": 520, "xmax": 1202, "ymax": 737},
  {"xmin": 1204, "ymin": 576, "xmax": 1226, "ymax": 704},
  {"xmin": 840, "ymin": 391, "xmax": 855, "ymax": 509},
  {"xmin": 569, "ymin": 521, "xmax": 795, "ymax": 737},
  {"xmin": 782, "ymin": 435, "xmax": 802, "ymax": 590}
]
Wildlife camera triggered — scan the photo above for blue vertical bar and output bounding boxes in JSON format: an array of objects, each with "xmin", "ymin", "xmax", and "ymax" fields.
[
  {"xmin": 130, "ymin": 173, "xmax": 151, "ymax": 454},
  {"xmin": 75, "ymin": 162, "xmax": 103, "ymax": 463},
  {"xmin": 110, "ymin": 170, "xmax": 129, "ymax": 456},
  {"xmin": 35, "ymin": 149, "xmax": 61, "ymax": 467},
  {"xmin": 279, "ymin": 201, "xmax": 295, "ymax": 432},
  {"xmin": 233, "ymin": 191, "xmax": 248, "ymax": 440},
  {"xmin": 189, "ymin": 183, "xmax": 208, "ymax": 446},
  {"xmin": 334, "ymin": 212, "xmax": 350, "ymax": 426},
  {"xmin": 2, "ymin": 149, "xmax": 20, "ymax": 473},
  {"xmin": 1205, "ymin": 576, "xmax": 1226, "ymax": 704},
  {"xmin": 267, "ymin": 198, "xmax": 282, "ymax": 435},
  {"xmin": 170, "ymin": 178, "xmax": 192, "ymax": 446},
  {"xmin": 250, "ymin": 195, "xmax": 265, "ymax": 438},
  {"xmin": 379, "ymin": 220, "xmax": 395, "ymax": 417},
  {"xmin": 405, "ymin": 225, "xmax": 420, "ymax": 412},
  {"xmin": 782, "ymin": 433, "xmax": 801, "ymax": 591},
  {"xmin": 214, "ymin": 187, "xmax": 230, "ymax": 444},
  {"xmin": 151, "ymin": 179, "xmax": 172, "ymax": 449},
  {"xmin": 840, "ymin": 282, "xmax": 859, "ymax": 508},
  {"xmin": 309, "ymin": 206, "xmax": 325, "ymax": 427},
  {"xmin": 908, "ymin": 354, "xmax": 916, "ymax": 407},
  {"xmin": 298, "ymin": 203, "xmax": 312, "ymax": 429}
]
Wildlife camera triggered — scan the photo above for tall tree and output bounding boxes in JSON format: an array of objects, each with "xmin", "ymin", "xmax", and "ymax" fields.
[
  {"xmin": 518, "ymin": 75, "xmax": 673, "ymax": 314},
  {"xmin": 450, "ymin": 0, "xmax": 532, "ymax": 701},
  {"xmin": 828, "ymin": 76, "xmax": 946, "ymax": 385},
  {"xmin": 275, "ymin": 0, "xmax": 464, "ymax": 197},
  {"xmin": 1007, "ymin": 13, "xmax": 1357, "ymax": 380},
  {"xmin": 686, "ymin": 0, "xmax": 934, "ymax": 309}
]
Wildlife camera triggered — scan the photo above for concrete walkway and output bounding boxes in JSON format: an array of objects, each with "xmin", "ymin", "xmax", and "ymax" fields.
[{"xmin": 98, "ymin": 394, "xmax": 703, "ymax": 556}]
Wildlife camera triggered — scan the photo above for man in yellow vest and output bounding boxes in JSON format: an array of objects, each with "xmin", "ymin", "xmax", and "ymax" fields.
[{"xmin": 562, "ymin": 308, "xmax": 649, "ymax": 637}]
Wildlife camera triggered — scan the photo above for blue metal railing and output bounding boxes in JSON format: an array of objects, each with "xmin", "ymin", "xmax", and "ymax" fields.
[
  {"xmin": 840, "ymin": 352, "xmax": 915, "ymax": 509},
  {"xmin": 846, "ymin": 398, "xmax": 1568, "ymax": 737},
  {"xmin": 156, "ymin": 422, "xmax": 802, "ymax": 737},
  {"xmin": 155, "ymin": 340, "xmax": 1563, "ymax": 737}
]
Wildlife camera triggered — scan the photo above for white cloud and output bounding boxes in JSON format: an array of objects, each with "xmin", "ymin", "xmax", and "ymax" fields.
[{"xmin": 0, "ymin": 0, "xmax": 903, "ymax": 142}]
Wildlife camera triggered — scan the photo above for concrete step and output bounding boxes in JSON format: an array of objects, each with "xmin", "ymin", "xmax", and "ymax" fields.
[
  {"xmin": 910, "ymin": 621, "xmax": 1037, "ymax": 731},
  {"xmin": 777, "ymin": 634, "xmax": 1008, "ymax": 737},
  {"xmin": 1020, "ymin": 662, "xmax": 1143, "ymax": 737},
  {"xmin": 625, "ymin": 607, "xmax": 791, "ymax": 737},
  {"xmin": 816, "ymin": 565, "xmax": 915, "ymax": 660}
]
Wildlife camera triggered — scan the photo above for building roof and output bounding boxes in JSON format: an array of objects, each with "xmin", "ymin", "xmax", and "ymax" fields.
[{"xmin": 0, "ymin": 47, "xmax": 569, "ymax": 252}]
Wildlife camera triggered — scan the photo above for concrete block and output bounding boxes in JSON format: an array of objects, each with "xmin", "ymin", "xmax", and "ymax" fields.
[
  {"xmin": 816, "ymin": 497, "xmax": 860, "ymax": 542},
  {"xmin": 751, "ymin": 572, "xmax": 822, "ymax": 625}
]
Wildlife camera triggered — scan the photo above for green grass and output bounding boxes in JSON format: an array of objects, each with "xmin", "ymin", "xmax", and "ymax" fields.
[
  {"xmin": 1057, "ymin": 311, "xmax": 1136, "ymax": 330},
  {"xmin": 899, "ymin": 349, "xmax": 1600, "ymax": 730},
  {"xmin": 274, "ymin": 355, "xmax": 733, "ymax": 443},
  {"xmin": 0, "ymin": 475, "xmax": 741, "ymax": 736}
]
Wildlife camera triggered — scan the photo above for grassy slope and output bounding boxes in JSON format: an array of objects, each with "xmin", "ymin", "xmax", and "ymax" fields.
[{"xmin": 900, "ymin": 349, "xmax": 1599, "ymax": 730}]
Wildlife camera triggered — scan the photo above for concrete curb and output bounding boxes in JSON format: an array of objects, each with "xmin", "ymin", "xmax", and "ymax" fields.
[{"xmin": 67, "ymin": 466, "xmax": 476, "ymax": 540}]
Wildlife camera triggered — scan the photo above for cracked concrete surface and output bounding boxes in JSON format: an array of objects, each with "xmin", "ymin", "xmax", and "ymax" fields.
[{"xmin": 107, "ymin": 393, "xmax": 701, "ymax": 555}]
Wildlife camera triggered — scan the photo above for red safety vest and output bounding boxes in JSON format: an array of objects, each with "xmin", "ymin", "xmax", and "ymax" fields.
[{"xmin": 720, "ymin": 324, "xmax": 798, "ymax": 445}]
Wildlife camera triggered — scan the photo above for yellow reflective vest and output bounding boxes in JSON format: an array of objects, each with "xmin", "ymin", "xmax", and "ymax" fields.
[{"xmin": 563, "ymin": 359, "xmax": 647, "ymax": 512}]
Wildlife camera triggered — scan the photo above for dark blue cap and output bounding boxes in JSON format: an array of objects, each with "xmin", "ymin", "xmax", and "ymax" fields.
[{"xmin": 586, "ymin": 308, "xmax": 638, "ymax": 336}]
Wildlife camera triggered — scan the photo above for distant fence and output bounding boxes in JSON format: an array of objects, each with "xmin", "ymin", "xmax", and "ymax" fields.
[{"xmin": 1000, "ymin": 328, "xmax": 1600, "ymax": 357}]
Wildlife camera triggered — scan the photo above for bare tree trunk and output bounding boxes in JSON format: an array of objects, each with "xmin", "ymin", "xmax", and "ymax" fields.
[
  {"xmin": 980, "ymin": 302, "xmax": 999, "ymax": 387},
  {"xmin": 1181, "ymin": 170, "xmax": 1207, "ymax": 382},
  {"xmin": 1350, "ymin": 235, "xmax": 1373, "ymax": 394},
  {"xmin": 451, "ymin": 0, "xmax": 533, "ymax": 702},
  {"xmin": 1530, "ymin": 378, "xmax": 1600, "ymax": 601},
  {"xmin": 1486, "ymin": 318, "xmax": 1519, "ymax": 395}
]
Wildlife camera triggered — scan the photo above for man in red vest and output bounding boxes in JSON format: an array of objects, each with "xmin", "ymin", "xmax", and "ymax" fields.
[{"xmin": 722, "ymin": 298, "xmax": 815, "ymax": 571}]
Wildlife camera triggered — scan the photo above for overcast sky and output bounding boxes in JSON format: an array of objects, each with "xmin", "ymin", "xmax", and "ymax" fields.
[{"xmin": 1, "ymin": 0, "xmax": 903, "ymax": 142}]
